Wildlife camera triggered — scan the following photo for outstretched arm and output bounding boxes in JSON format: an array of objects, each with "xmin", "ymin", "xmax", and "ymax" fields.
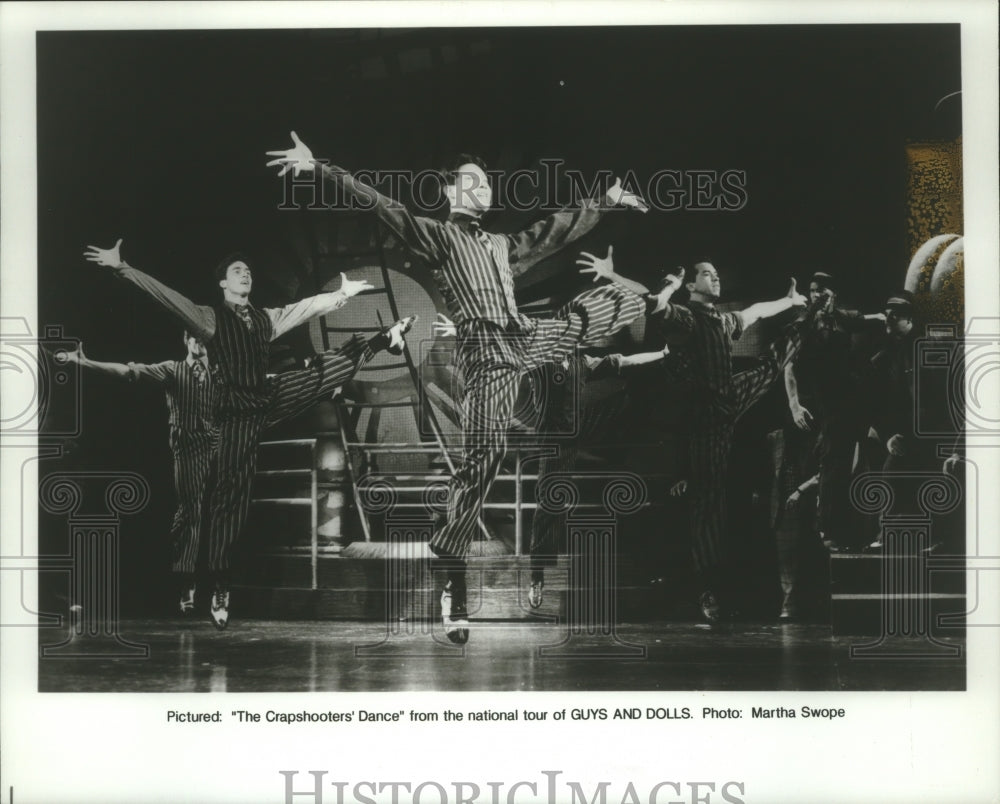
[
  {"xmin": 831, "ymin": 308, "xmax": 886, "ymax": 333},
  {"xmin": 507, "ymin": 177, "xmax": 647, "ymax": 277},
  {"xmin": 58, "ymin": 343, "xmax": 174, "ymax": 384},
  {"xmin": 647, "ymin": 270, "xmax": 694, "ymax": 338},
  {"xmin": 584, "ymin": 345, "xmax": 670, "ymax": 380},
  {"xmin": 266, "ymin": 132, "xmax": 445, "ymax": 266},
  {"xmin": 265, "ymin": 273, "xmax": 374, "ymax": 340},
  {"xmin": 739, "ymin": 278, "xmax": 807, "ymax": 328},
  {"xmin": 576, "ymin": 246, "xmax": 652, "ymax": 296},
  {"xmin": 83, "ymin": 239, "xmax": 216, "ymax": 341}
]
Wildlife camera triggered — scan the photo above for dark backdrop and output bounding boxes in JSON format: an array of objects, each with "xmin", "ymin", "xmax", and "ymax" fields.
[{"xmin": 36, "ymin": 25, "xmax": 962, "ymax": 610}]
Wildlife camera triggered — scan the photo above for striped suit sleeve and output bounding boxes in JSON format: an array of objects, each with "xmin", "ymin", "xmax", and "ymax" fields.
[
  {"xmin": 722, "ymin": 311, "xmax": 745, "ymax": 341},
  {"xmin": 506, "ymin": 198, "xmax": 605, "ymax": 278},
  {"xmin": 318, "ymin": 164, "xmax": 446, "ymax": 265},
  {"xmin": 656, "ymin": 302, "xmax": 696, "ymax": 339},
  {"xmin": 127, "ymin": 360, "xmax": 177, "ymax": 385}
]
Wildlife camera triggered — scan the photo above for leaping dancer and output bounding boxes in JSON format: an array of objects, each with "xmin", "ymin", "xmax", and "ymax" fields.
[
  {"xmin": 83, "ymin": 239, "xmax": 416, "ymax": 629},
  {"xmin": 266, "ymin": 132, "xmax": 652, "ymax": 643}
]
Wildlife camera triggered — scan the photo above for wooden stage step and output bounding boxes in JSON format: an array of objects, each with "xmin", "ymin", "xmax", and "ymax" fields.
[{"xmin": 829, "ymin": 552, "xmax": 966, "ymax": 638}]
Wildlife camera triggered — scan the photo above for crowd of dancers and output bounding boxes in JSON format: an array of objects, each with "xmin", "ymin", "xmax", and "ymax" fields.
[{"xmin": 66, "ymin": 132, "xmax": 960, "ymax": 638}]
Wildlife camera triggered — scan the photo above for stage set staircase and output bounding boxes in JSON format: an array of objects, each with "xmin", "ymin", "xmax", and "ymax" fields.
[{"xmin": 827, "ymin": 471, "xmax": 967, "ymax": 644}]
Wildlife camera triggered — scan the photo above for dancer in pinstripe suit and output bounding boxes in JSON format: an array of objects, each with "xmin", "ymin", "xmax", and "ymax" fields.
[
  {"xmin": 83, "ymin": 240, "xmax": 415, "ymax": 629},
  {"xmin": 656, "ymin": 262, "xmax": 808, "ymax": 621},
  {"xmin": 59, "ymin": 332, "xmax": 216, "ymax": 615},
  {"xmin": 267, "ymin": 133, "xmax": 651, "ymax": 642},
  {"xmin": 599, "ymin": 257, "xmax": 811, "ymax": 621}
]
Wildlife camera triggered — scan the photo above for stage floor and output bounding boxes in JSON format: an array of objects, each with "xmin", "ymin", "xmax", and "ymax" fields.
[{"xmin": 37, "ymin": 619, "xmax": 965, "ymax": 692}]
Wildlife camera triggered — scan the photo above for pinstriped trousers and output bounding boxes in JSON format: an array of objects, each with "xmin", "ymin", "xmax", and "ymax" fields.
[
  {"xmin": 688, "ymin": 360, "xmax": 782, "ymax": 573},
  {"xmin": 430, "ymin": 284, "xmax": 646, "ymax": 559},
  {"xmin": 206, "ymin": 335, "xmax": 373, "ymax": 573},
  {"xmin": 685, "ymin": 310, "xmax": 810, "ymax": 576},
  {"xmin": 170, "ymin": 428, "xmax": 217, "ymax": 575},
  {"xmin": 687, "ymin": 360, "xmax": 783, "ymax": 574}
]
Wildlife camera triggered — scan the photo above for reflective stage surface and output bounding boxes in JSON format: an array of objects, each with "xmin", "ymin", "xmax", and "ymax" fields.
[{"xmin": 38, "ymin": 618, "xmax": 965, "ymax": 692}]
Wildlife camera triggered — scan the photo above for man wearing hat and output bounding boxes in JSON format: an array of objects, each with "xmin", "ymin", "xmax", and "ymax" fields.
[
  {"xmin": 867, "ymin": 290, "xmax": 965, "ymax": 552},
  {"xmin": 83, "ymin": 238, "xmax": 416, "ymax": 629},
  {"xmin": 870, "ymin": 291, "xmax": 924, "ymax": 471},
  {"xmin": 783, "ymin": 270, "xmax": 885, "ymax": 552}
]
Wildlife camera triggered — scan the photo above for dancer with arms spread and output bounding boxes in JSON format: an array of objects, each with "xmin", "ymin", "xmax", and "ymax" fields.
[
  {"xmin": 59, "ymin": 332, "xmax": 215, "ymax": 616},
  {"xmin": 266, "ymin": 132, "xmax": 652, "ymax": 642},
  {"xmin": 83, "ymin": 238, "xmax": 416, "ymax": 628},
  {"xmin": 599, "ymin": 256, "xmax": 810, "ymax": 621}
]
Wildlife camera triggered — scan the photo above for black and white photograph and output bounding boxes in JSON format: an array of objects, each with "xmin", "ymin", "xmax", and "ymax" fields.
[{"xmin": 2, "ymin": 2, "xmax": 998, "ymax": 803}]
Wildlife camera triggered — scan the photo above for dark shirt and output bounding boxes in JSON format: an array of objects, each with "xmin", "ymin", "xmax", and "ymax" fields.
[
  {"xmin": 127, "ymin": 356, "xmax": 215, "ymax": 433},
  {"xmin": 319, "ymin": 164, "xmax": 606, "ymax": 331},
  {"xmin": 870, "ymin": 335, "xmax": 915, "ymax": 440},
  {"xmin": 656, "ymin": 300, "xmax": 745, "ymax": 417},
  {"xmin": 793, "ymin": 306, "xmax": 867, "ymax": 404}
]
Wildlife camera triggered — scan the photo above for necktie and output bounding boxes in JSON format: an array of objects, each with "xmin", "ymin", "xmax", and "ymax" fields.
[
  {"xmin": 235, "ymin": 304, "xmax": 253, "ymax": 331},
  {"xmin": 191, "ymin": 360, "xmax": 206, "ymax": 384}
]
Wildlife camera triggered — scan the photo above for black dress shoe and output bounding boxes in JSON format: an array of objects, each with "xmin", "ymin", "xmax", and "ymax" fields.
[
  {"xmin": 383, "ymin": 315, "xmax": 418, "ymax": 355},
  {"xmin": 699, "ymin": 590, "xmax": 722, "ymax": 623},
  {"xmin": 440, "ymin": 581, "xmax": 469, "ymax": 644},
  {"xmin": 210, "ymin": 585, "xmax": 230, "ymax": 631}
]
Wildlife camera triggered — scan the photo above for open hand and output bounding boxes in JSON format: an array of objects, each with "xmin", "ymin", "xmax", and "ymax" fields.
[
  {"xmin": 787, "ymin": 277, "xmax": 807, "ymax": 307},
  {"xmin": 669, "ymin": 479, "xmax": 688, "ymax": 497},
  {"xmin": 432, "ymin": 313, "xmax": 457, "ymax": 338},
  {"xmin": 786, "ymin": 489, "xmax": 801, "ymax": 509},
  {"xmin": 55, "ymin": 343, "xmax": 85, "ymax": 365},
  {"xmin": 605, "ymin": 177, "xmax": 648, "ymax": 213},
  {"xmin": 576, "ymin": 246, "xmax": 616, "ymax": 282},
  {"xmin": 886, "ymin": 434, "xmax": 906, "ymax": 457},
  {"xmin": 83, "ymin": 238, "xmax": 124, "ymax": 269},
  {"xmin": 659, "ymin": 268, "xmax": 685, "ymax": 296},
  {"xmin": 265, "ymin": 131, "xmax": 316, "ymax": 177},
  {"xmin": 339, "ymin": 273, "xmax": 374, "ymax": 298}
]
